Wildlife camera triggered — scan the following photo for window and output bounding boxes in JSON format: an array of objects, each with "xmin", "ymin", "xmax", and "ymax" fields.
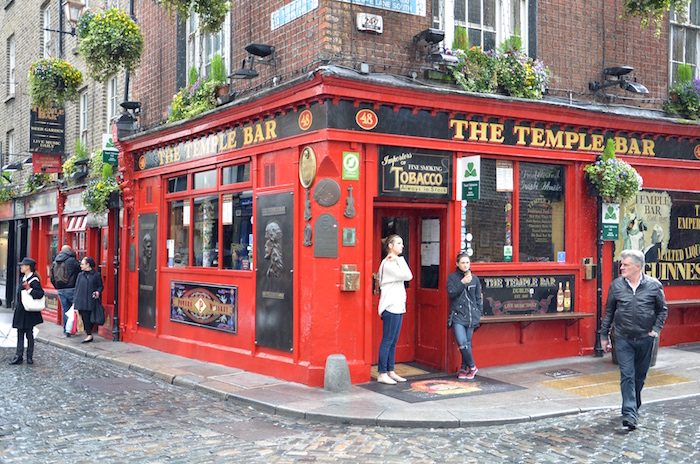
[
  {"xmin": 463, "ymin": 159, "xmax": 565, "ymax": 263},
  {"xmin": 441, "ymin": 0, "xmax": 527, "ymax": 53},
  {"xmin": 671, "ymin": 0, "xmax": 700, "ymax": 82},
  {"xmin": 166, "ymin": 161, "xmax": 253, "ymax": 270},
  {"xmin": 186, "ymin": 11, "xmax": 230, "ymax": 79},
  {"xmin": 43, "ymin": 7, "xmax": 52, "ymax": 58},
  {"xmin": 80, "ymin": 91, "xmax": 89, "ymax": 146},
  {"xmin": 7, "ymin": 130, "xmax": 14, "ymax": 157},
  {"xmin": 107, "ymin": 76, "xmax": 119, "ymax": 131},
  {"xmin": 8, "ymin": 35, "xmax": 15, "ymax": 97}
]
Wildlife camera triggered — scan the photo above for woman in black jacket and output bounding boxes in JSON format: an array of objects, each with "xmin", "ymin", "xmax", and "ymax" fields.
[
  {"xmin": 446, "ymin": 251, "xmax": 483, "ymax": 380},
  {"xmin": 73, "ymin": 256, "xmax": 103, "ymax": 344},
  {"xmin": 10, "ymin": 257, "xmax": 44, "ymax": 365}
]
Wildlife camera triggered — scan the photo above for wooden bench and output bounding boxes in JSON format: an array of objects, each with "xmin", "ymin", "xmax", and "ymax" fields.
[
  {"xmin": 481, "ymin": 312, "xmax": 595, "ymax": 343},
  {"xmin": 666, "ymin": 299, "xmax": 700, "ymax": 325}
]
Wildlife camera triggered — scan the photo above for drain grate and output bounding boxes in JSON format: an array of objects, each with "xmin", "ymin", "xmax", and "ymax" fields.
[
  {"xmin": 77, "ymin": 377, "xmax": 160, "ymax": 392},
  {"xmin": 543, "ymin": 369, "xmax": 581, "ymax": 378}
]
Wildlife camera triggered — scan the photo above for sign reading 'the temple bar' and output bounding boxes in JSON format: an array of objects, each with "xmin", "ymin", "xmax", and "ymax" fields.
[{"xmin": 378, "ymin": 146, "xmax": 452, "ymax": 199}]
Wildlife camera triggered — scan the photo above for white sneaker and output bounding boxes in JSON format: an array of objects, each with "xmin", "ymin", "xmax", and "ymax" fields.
[
  {"xmin": 388, "ymin": 371, "xmax": 406, "ymax": 382},
  {"xmin": 377, "ymin": 373, "xmax": 397, "ymax": 385}
]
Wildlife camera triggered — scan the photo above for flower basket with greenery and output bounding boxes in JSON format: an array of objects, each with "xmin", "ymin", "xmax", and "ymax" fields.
[
  {"xmin": 584, "ymin": 139, "xmax": 643, "ymax": 203},
  {"xmin": 77, "ymin": 8, "xmax": 144, "ymax": 83},
  {"xmin": 29, "ymin": 58, "xmax": 83, "ymax": 110},
  {"xmin": 664, "ymin": 65, "xmax": 700, "ymax": 119},
  {"xmin": 25, "ymin": 173, "xmax": 52, "ymax": 194},
  {"xmin": 63, "ymin": 140, "xmax": 90, "ymax": 179},
  {"xmin": 495, "ymin": 48, "xmax": 550, "ymax": 99},
  {"xmin": 82, "ymin": 175, "xmax": 120, "ymax": 215},
  {"xmin": 623, "ymin": 0, "xmax": 688, "ymax": 36},
  {"xmin": 168, "ymin": 77, "xmax": 221, "ymax": 122},
  {"xmin": 159, "ymin": 0, "xmax": 230, "ymax": 33},
  {"xmin": 0, "ymin": 172, "xmax": 16, "ymax": 203},
  {"xmin": 450, "ymin": 46, "xmax": 498, "ymax": 93}
]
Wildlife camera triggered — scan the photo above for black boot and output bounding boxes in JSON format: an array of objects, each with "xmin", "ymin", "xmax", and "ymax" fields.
[
  {"xmin": 26, "ymin": 338, "xmax": 34, "ymax": 364},
  {"xmin": 9, "ymin": 355, "xmax": 23, "ymax": 365}
]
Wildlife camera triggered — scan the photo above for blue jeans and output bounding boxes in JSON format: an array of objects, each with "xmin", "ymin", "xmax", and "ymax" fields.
[
  {"xmin": 615, "ymin": 334, "xmax": 655, "ymax": 423},
  {"xmin": 378, "ymin": 312, "xmax": 403, "ymax": 373},
  {"xmin": 57, "ymin": 288, "xmax": 75, "ymax": 333},
  {"xmin": 453, "ymin": 323, "xmax": 475, "ymax": 370}
]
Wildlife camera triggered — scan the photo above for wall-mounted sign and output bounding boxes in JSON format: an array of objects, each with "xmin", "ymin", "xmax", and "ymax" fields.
[
  {"xmin": 356, "ymin": 12, "xmax": 383, "ymax": 33},
  {"xmin": 63, "ymin": 193, "xmax": 86, "ymax": 214},
  {"xmin": 456, "ymin": 155, "xmax": 480, "ymax": 200},
  {"xmin": 340, "ymin": 0, "xmax": 426, "ymax": 17},
  {"xmin": 271, "ymin": 0, "xmax": 318, "ymax": 30},
  {"xmin": 482, "ymin": 275, "xmax": 575, "ymax": 316},
  {"xmin": 32, "ymin": 153, "xmax": 63, "ymax": 173},
  {"xmin": 378, "ymin": 146, "xmax": 452, "ymax": 199},
  {"xmin": 102, "ymin": 133, "xmax": 119, "ymax": 165},
  {"xmin": 26, "ymin": 191, "xmax": 57, "ymax": 216},
  {"xmin": 29, "ymin": 106, "xmax": 65, "ymax": 155},
  {"xmin": 342, "ymin": 151, "xmax": 360, "ymax": 180},
  {"xmin": 602, "ymin": 202, "xmax": 620, "ymax": 240},
  {"xmin": 171, "ymin": 281, "xmax": 237, "ymax": 333}
]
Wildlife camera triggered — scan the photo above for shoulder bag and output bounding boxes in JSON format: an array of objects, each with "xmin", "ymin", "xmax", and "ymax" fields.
[{"xmin": 20, "ymin": 277, "xmax": 45, "ymax": 312}]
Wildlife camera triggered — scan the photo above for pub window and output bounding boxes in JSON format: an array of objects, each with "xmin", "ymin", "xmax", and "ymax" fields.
[
  {"xmin": 168, "ymin": 175, "xmax": 187, "ymax": 193},
  {"xmin": 193, "ymin": 169, "xmax": 216, "ymax": 190},
  {"xmin": 221, "ymin": 191, "xmax": 253, "ymax": 269},
  {"xmin": 222, "ymin": 163, "xmax": 250, "ymax": 185},
  {"xmin": 193, "ymin": 196, "xmax": 219, "ymax": 267},
  {"xmin": 168, "ymin": 200, "xmax": 190, "ymax": 267},
  {"xmin": 48, "ymin": 217, "xmax": 60, "ymax": 281}
]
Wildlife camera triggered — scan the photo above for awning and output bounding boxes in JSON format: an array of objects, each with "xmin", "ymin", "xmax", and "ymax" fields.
[{"xmin": 65, "ymin": 216, "xmax": 87, "ymax": 233}]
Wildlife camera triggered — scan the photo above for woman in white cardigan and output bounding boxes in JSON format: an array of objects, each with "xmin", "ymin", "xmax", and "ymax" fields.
[{"xmin": 376, "ymin": 234, "xmax": 413, "ymax": 385}]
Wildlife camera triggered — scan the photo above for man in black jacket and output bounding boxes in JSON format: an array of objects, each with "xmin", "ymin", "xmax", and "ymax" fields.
[
  {"xmin": 600, "ymin": 249, "xmax": 668, "ymax": 431},
  {"xmin": 50, "ymin": 245, "xmax": 81, "ymax": 337}
]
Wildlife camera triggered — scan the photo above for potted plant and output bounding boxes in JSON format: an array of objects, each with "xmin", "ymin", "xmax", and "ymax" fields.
[
  {"xmin": 495, "ymin": 40, "xmax": 550, "ymax": 100},
  {"xmin": 584, "ymin": 139, "xmax": 643, "ymax": 203},
  {"xmin": 28, "ymin": 58, "xmax": 83, "ymax": 110},
  {"xmin": 62, "ymin": 140, "xmax": 90, "ymax": 179},
  {"xmin": 168, "ymin": 77, "xmax": 219, "ymax": 122},
  {"xmin": 211, "ymin": 54, "xmax": 229, "ymax": 98},
  {"xmin": 664, "ymin": 64, "xmax": 700, "ymax": 120},
  {"xmin": 77, "ymin": 8, "xmax": 144, "ymax": 83},
  {"xmin": 450, "ymin": 46, "xmax": 498, "ymax": 94},
  {"xmin": 25, "ymin": 172, "xmax": 52, "ymax": 194},
  {"xmin": 159, "ymin": 0, "xmax": 230, "ymax": 33}
]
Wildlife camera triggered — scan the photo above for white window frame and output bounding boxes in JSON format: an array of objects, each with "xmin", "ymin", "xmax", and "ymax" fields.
[
  {"xmin": 442, "ymin": 0, "xmax": 527, "ymax": 53},
  {"xmin": 43, "ymin": 7, "xmax": 52, "ymax": 58},
  {"xmin": 107, "ymin": 76, "xmax": 119, "ymax": 131},
  {"xmin": 670, "ymin": 0, "xmax": 700, "ymax": 83},
  {"xmin": 186, "ymin": 12, "xmax": 231, "ymax": 81},
  {"xmin": 80, "ymin": 91, "xmax": 89, "ymax": 146},
  {"xmin": 8, "ymin": 36, "xmax": 15, "ymax": 97},
  {"xmin": 7, "ymin": 131, "xmax": 14, "ymax": 159}
]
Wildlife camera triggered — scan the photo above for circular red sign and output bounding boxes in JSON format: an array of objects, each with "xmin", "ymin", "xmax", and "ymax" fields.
[
  {"xmin": 138, "ymin": 155, "xmax": 146, "ymax": 170},
  {"xmin": 356, "ymin": 109, "xmax": 378, "ymax": 130},
  {"xmin": 694, "ymin": 144, "xmax": 700, "ymax": 160},
  {"xmin": 298, "ymin": 110, "xmax": 313, "ymax": 131}
]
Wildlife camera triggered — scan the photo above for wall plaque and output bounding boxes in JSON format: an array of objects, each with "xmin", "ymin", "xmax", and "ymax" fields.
[
  {"xmin": 313, "ymin": 178, "xmax": 341, "ymax": 206},
  {"xmin": 314, "ymin": 213, "xmax": 338, "ymax": 257},
  {"xmin": 482, "ymin": 275, "xmax": 575, "ymax": 316}
]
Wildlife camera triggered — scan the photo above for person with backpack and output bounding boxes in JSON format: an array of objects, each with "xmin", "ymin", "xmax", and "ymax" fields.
[{"xmin": 50, "ymin": 245, "xmax": 81, "ymax": 337}]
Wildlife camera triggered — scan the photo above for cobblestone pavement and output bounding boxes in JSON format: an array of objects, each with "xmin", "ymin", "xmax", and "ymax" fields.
[{"xmin": 1, "ymin": 344, "xmax": 699, "ymax": 464}]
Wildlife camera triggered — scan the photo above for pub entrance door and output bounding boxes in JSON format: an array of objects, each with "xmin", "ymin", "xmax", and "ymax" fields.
[{"xmin": 372, "ymin": 205, "xmax": 448, "ymax": 371}]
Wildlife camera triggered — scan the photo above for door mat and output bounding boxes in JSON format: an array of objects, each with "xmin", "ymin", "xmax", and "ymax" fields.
[
  {"xmin": 674, "ymin": 343, "xmax": 700, "ymax": 354},
  {"xmin": 360, "ymin": 372, "xmax": 525, "ymax": 403}
]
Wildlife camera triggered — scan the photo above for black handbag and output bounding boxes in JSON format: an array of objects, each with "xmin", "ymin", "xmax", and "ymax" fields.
[
  {"xmin": 91, "ymin": 302, "xmax": 106, "ymax": 326},
  {"xmin": 447, "ymin": 311, "xmax": 455, "ymax": 328}
]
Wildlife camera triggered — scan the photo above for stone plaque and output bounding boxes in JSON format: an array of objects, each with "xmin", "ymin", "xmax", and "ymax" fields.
[
  {"xmin": 129, "ymin": 243, "xmax": 136, "ymax": 272},
  {"xmin": 313, "ymin": 178, "xmax": 341, "ymax": 207},
  {"xmin": 314, "ymin": 213, "xmax": 338, "ymax": 258}
]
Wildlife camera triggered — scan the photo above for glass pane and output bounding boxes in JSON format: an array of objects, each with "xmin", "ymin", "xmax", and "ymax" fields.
[
  {"xmin": 222, "ymin": 191, "xmax": 253, "ymax": 270},
  {"xmin": 483, "ymin": 0, "xmax": 495, "ymax": 28},
  {"xmin": 484, "ymin": 31, "xmax": 496, "ymax": 52},
  {"xmin": 381, "ymin": 217, "xmax": 410, "ymax": 288},
  {"xmin": 465, "ymin": 158, "xmax": 508, "ymax": 262},
  {"xmin": 193, "ymin": 196, "xmax": 219, "ymax": 267},
  {"xmin": 168, "ymin": 175, "xmax": 187, "ymax": 193},
  {"xmin": 510, "ymin": 0, "xmax": 521, "ymax": 36},
  {"xmin": 193, "ymin": 170, "xmax": 216, "ymax": 190},
  {"xmin": 687, "ymin": 30, "xmax": 698, "ymax": 65},
  {"xmin": 691, "ymin": 0, "xmax": 699, "ymax": 25},
  {"xmin": 468, "ymin": 0, "xmax": 481, "ymax": 25},
  {"xmin": 518, "ymin": 163, "xmax": 565, "ymax": 262},
  {"xmin": 222, "ymin": 163, "xmax": 251, "ymax": 185},
  {"xmin": 420, "ymin": 217, "xmax": 440, "ymax": 289},
  {"xmin": 50, "ymin": 217, "xmax": 59, "ymax": 232},
  {"xmin": 168, "ymin": 200, "xmax": 190, "ymax": 267},
  {"xmin": 49, "ymin": 234, "xmax": 59, "ymax": 274},
  {"xmin": 468, "ymin": 28, "xmax": 481, "ymax": 48},
  {"xmin": 454, "ymin": 0, "xmax": 466, "ymax": 23}
]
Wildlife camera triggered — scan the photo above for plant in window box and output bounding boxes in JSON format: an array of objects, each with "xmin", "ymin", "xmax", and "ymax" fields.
[
  {"xmin": 77, "ymin": 8, "xmax": 144, "ymax": 84},
  {"xmin": 211, "ymin": 54, "xmax": 230, "ymax": 98},
  {"xmin": 62, "ymin": 140, "xmax": 90, "ymax": 180},
  {"xmin": 664, "ymin": 65, "xmax": 700, "ymax": 120},
  {"xmin": 28, "ymin": 58, "xmax": 83, "ymax": 110},
  {"xmin": 584, "ymin": 139, "xmax": 643, "ymax": 203},
  {"xmin": 495, "ymin": 40, "xmax": 550, "ymax": 100},
  {"xmin": 168, "ymin": 77, "xmax": 220, "ymax": 123},
  {"xmin": 159, "ymin": 0, "xmax": 230, "ymax": 33},
  {"xmin": 82, "ymin": 175, "xmax": 120, "ymax": 215},
  {"xmin": 450, "ymin": 45, "xmax": 498, "ymax": 94},
  {"xmin": 25, "ymin": 172, "xmax": 52, "ymax": 194}
]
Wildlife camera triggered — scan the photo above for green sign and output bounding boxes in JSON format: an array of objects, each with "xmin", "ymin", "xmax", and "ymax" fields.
[
  {"xmin": 342, "ymin": 152, "xmax": 360, "ymax": 180},
  {"xmin": 102, "ymin": 134, "xmax": 119, "ymax": 166},
  {"xmin": 602, "ymin": 202, "xmax": 620, "ymax": 241},
  {"xmin": 461, "ymin": 181, "xmax": 480, "ymax": 200},
  {"xmin": 602, "ymin": 224, "xmax": 619, "ymax": 240}
]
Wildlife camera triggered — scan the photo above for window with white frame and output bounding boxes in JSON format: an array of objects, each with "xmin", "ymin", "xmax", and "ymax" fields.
[
  {"xmin": 7, "ymin": 131, "xmax": 14, "ymax": 159},
  {"xmin": 43, "ymin": 7, "xmax": 52, "ymax": 58},
  {"xmin": 8, "ymin": 36, "xmax": 15, "ymax": 97},
  {"xmin": 186, "ymin": 12, "xmax": 230, "ymax": 81},
  {"xmin": 440, "ymin": 0, "xmax": 527, "ymax": 53},
  {"xmin": 80, "ymin": 91, "xmax": 89, "ymax": 146},
  {"xmin": 107, "ymin": 76, "xmax": 119, "ymax": 131},
  {"xmin": 670, "ymin": 0, "xmax": 700, "ymax": 82}
]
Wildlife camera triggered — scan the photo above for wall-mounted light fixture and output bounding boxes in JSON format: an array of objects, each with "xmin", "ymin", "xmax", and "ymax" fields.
[
  {"xmin": 413, "ymin": 28, "xmax": 445, "ymax": 48},
  {"xmin": 42, "ymin": 1, "xmax": 86, "ymax": 58},
  {"xmin": 114, "ymin": 101, "xmax": 141, "ymax": 139},
  {"xmin": 588, "ymin": 66, "xmax": 649, "ymax": 95},
  {"xmin": 231, "ymin": 43, "xmax": 276, "ymax": 80}
]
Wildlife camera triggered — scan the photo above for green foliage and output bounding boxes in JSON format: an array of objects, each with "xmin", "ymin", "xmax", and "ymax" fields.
[
  {"xmin": 189, "ymin": 66, "xmax": 199, "ymax": 86},
  {"xmin": 584, "ymin": 140, "xmax": 643, "ymax": 202},
  {"xmin": 81, "ymin": 176, "xmax": 120, "ymax": 215},
  {"xmin": 622, "ymin": 0, "xmax": 688, "ymax": 37},
  {"xmin": 77, "ymin": 8, "xmax": 144, "ymax": 83},
  {"xmin": 451, "ymin": 47, "xmax": 498, "ymax": 93},
  {"xmin": 496, "ymin": 49, "xmax": 550, "ymax": 99},
  {"xmin": 63, "ymin": 141, "xmax": 90, "ymax": 178},
  {"xmin": 89, "ymin": 150, "xmax": 105, "ymax": 180},
  {"xmin": 159, "ymin": 0, "xmax": 230, "ymax": 33},
  {"xmin": 29, "ymin": 58, "xmax": 83, "ymax": 110},
  {"xmin": 103, "ymin": 163, "xmax": 114, "ymax": 179},
  {"xmin": 677, "ymin": 64, "xmax": 693, "ymax": 84},
  {"xmin": 210, "ymin": 54, "xmax": 227, "ymax": 82},
  {"xmin": 0, "ymin": 173, "xmax": 15, "ymax": 203},
  {"xmin": 452, "ymin": 26, "xmax": 468, "ymax": 51},
  {"xmin": 25, "ymin": 173, "xmax": 52, "ymax": 194},
  {"xmin": 497, "ymin": 36, "xmax": 522, "ymax": 54},
  {"xmin": 664, "ymin": 78, "xmax": 700, "ymax": 119},
  {"xmin": 168, "ymin": 78, "xmax": 221, "ymax": 122}
]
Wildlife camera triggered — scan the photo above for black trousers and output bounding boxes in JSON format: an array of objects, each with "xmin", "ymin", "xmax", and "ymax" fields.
[
  {"xmin": 79, "ymin": 310, "xmax": 94, "ymax": 336},
  {"xmin": 15, "ymin": 329, "xmax": 35, "ymax": 359}
]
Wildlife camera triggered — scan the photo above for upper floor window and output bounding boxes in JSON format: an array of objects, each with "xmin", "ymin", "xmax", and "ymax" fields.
[
  {"xmin": 671, "ymin": 0, "xmax": 700, "ymax": 82},
  {"xmin": 80, "ymin": 91, "xmax": 89, "ymax": 146},
  {"xmin": 43, "ymin": 7, "xmax": 53, "ymax": 58},
  {"xmin": 107, "ymin": 76, "xmax": 119, "ymax": 131},
  {"xmin": 8, "ymin": 36, "xmax": 15, "ymax": 97},
  {"xmin": 186, "ymin": 12, "xmax": 230, "ymax": 80},
  {"xmin": 6, "ymin": 130, "xmax": 14, "ymax": 157}
]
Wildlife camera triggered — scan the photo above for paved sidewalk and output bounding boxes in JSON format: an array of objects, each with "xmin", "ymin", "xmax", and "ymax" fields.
[{"xmin": 5, "ymin": 310, "xmax": 700, "ymax": 428}]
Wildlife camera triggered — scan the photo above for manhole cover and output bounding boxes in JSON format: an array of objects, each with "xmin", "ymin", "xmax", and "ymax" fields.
[
  {"xmin": 543, "ymin": 369, "xmax": 580, "ymax": 378},
  {"xmin": 77, "ymin": 377, "xmax": 160, "ymax": 392},
  {"xmin": 210, "ymin": 419, "xmax": 299, "ymax": 441}
]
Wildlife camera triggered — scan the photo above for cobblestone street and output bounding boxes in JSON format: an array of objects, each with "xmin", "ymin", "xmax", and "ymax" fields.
[{"xmin": 1, "ymin": 344, "xmax": 699, "ymax": 463}]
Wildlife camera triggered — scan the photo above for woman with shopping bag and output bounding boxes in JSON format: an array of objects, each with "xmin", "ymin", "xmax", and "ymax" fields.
[
  {"xmin": 9, "ymin": 257, "xmax": 44, "ymax": 365},
  {"xmin": 73, "ymin": 256, "xmax": 103, "ymax": 344}
]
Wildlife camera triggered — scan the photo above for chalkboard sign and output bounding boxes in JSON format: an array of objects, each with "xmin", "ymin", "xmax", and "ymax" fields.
[{"xmin": 518, "ymin": 164, "xmax": 564, "ymax": 262}]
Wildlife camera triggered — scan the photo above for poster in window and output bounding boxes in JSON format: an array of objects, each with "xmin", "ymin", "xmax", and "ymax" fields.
[{"xmin": 170, "ymin": 281, "xmax": 237, "ymax": 333}]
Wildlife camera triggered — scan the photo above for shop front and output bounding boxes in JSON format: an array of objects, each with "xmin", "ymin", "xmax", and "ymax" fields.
[
  {"xmin": 114, "ymin": 69, "xmax": 700, "ymax": 386},
  {"xmin": 0, "ymin": 201, "xmax": 14, "ymax": 307}
]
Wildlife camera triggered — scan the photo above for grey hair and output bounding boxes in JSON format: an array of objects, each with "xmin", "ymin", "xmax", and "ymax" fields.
[{"xmin": 620, "ymin": 249, "xmax": 645, "ymax": 267}]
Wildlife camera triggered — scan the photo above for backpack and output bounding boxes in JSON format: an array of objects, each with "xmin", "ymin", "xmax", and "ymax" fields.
[{"xmin": 53, "ymin": 260, "xmax": 70, "ymax": 287}]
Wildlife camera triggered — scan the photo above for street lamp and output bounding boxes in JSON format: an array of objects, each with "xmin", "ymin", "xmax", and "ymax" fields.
[{"xmin": 43, "ymin": 0, "xmax": 86, "ymax": 58}]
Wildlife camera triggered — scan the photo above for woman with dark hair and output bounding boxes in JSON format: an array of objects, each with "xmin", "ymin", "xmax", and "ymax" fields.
[
  {"xmin": 10, "ymin": 257, "xmax": 44, "ymax": 365},
  {"xmin": 376, "ymin": 234, "xmax": 413, "ymax": 385},
  {"xmin": 73, "ymin": 256, "xmax": 103, "ymax": 343},
  {"xmin": 446, "ymin": 251, "xmax": 483, "ymax": 380}
]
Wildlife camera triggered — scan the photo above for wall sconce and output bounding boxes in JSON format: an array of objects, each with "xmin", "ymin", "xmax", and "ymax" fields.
[
  {"xmin": 231, "ymin": 43, "xmax": 276, "ymax": 80},
  {"xmin": 114, "ymin": 101, "xmax": 141, "ymax": 138},
  {"xmin": 413, "ymin": 28, "xmax": 445, "ymax": 48},
  {"xmin": 426, "ymin": 52, "xmax": 459, "ymax": 66},
  {"xmin": 589, "ymin": 66, "xmax": 649, "ymax": 95}
]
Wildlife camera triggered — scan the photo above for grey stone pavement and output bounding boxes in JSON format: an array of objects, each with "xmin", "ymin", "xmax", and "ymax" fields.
[{"xmin": 2, "ymin": 309, "xmax": 700, "ymax": 429}]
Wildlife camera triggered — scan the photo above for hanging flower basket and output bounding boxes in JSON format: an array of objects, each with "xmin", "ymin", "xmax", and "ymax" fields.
[
  {"xmin": 29, "ymin": 58, "xmax": 83, "ymax": 110},
  {"xmin": 159, "ymin": 0, "xmax": 230, "ymax": 34},
  {"xmin": 77, "ymin": 8, "xmax": 144, "ymax": 83},
  {"xmin": 82, "ymin": 176, "xmax": 121, "ymax": 215},
  {"xmin": 584, "ymin": 139, "xmax": 643, "ymax": 203}
]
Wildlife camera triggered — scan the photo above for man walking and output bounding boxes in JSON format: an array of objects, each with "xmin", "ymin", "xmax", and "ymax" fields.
[
  {"xmin": 599, "ymin": 249, "xmax": 668, "ymax": 431},
  {"xmin": 51, "ymin": 245, "xmax": 81, "ymax": 337}
]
